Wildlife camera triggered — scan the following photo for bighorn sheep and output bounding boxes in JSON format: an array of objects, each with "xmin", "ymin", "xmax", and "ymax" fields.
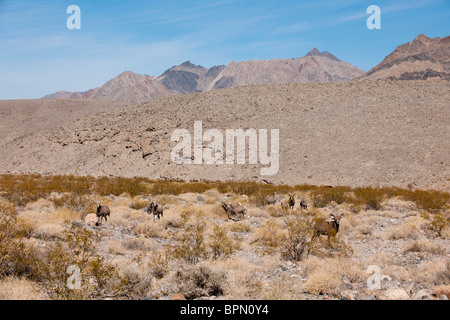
[
  {"xmin": 288, "ymin": 194, "xmax": 295, "ymax": 210},
  {"xmin": 221, "ymin": 201, "xmax": 247, "ymax": 221},
  {"xmin": 311, "ymin": 213, "xmax": 343, "ymax": 242},
  {"xmin": 265, "ymin": 192, "xmax": 278, "ymax": 205},
  {"xmin": 147, "ymin": 200, "xmax": 163, "ymax": 221},
  {"xmin": 95, "ymin": 200, "xmax": 110, "ymax": 226},
  {"xmin": 299, "ymin": 199, "xmax": 308, "ymax": 210}
]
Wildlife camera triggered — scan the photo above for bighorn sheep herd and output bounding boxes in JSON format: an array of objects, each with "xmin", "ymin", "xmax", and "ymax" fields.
[
  {"xmin": 91, "ymin": 192, "xmax": 343, "ymax": 243},
  {"xmin": 266, "ymin": 193, "xmax": 308, "ymax": 211}
]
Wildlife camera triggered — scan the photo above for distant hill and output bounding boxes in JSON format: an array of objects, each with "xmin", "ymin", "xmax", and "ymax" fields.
[
  {"xmin": 42, "ymin": 49, "xmax": 365, "ymax": 103},
  {"xmin": 359, "ymin": 34, "xmax": 450, "ymax": 81},
  {"xmin": 6, "ymin": 80, "xmax": 449, "ymax": 191}
]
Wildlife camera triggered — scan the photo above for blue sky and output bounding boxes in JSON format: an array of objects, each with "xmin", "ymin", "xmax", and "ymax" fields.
[{"xmin": 0, "ymin": 0, "xmax": 449, "ymax": 99}]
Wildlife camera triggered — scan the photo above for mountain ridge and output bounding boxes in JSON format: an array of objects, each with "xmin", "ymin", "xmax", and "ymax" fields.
[{"xmin": 42, "ymin": 49, "xmax": 364, "ymax": 103}]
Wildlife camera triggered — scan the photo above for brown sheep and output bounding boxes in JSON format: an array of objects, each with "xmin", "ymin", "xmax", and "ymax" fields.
[
  {"xmin": 288, "ymin": 194, "xmax": 295, "ymax": 210},
  {"xmin": 311, "ymin": 213, "xmax": 343, "ymax": 242},
  {"xmin": 95, "ymin": 201, "xmax": 110, "ymax": 226},
  {"xmin": 147, "ymin": 200, "xmax": 163, "ymax": 221},
  {"xmin": 221, "ymin": 201, "xmax": 247, "ymax": 221},
  {"xmin": 299, "ymin": 198, "xmax": 308, "ymax": 210},
  {"xmin": 265, "ymin": 192, "xmax": 278, "ymax": 205}
]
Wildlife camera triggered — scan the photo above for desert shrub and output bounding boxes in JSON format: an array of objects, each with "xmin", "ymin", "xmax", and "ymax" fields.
[
  {"xmin": 169, "ymin": 216, "xmax": 208, "ymax": 264},
  {"xmin": 353, "ymin": 187, "xmax": 385, "ymax": 210},
  {"xmin": 31, "ymin": 223, "xmax": 122, "ymax": 300},
  {"xmin": 254, "ymin": 213, "xmax": 317, "ymax": 262},
  {"xmin": 129, "ymin": 197, "xmax": 148, "ymax": 210},
  {"xmin": 173, "ymin": 262, "xmax": 227, "ymax": 299},
  {"xmin": 148, "ymin": 252, "xmax": 169, "ymax": 279},
  {"xmin": 116, "ymin": 265, "xmax": 152, "ymax": 299},
  {"xmin": 428, "ymin": 212, "xmax": 450, "ymax": 237},
  {"xmin": 310, "ymin": 186, "xmax": 351, "ymax": 208},
  {"xmin": 405, "ymin": 189, "xmax": 449, "ymax": 213},
  {"xmin": 51, "ymin": 193, "xmax": 92, "ymax": 213},
  {"xmin": 208, "ymin": 224, "xmax": 241, "ymax": 260},
  {"xmin": 0, "ymin": 200, "xmax": 37, "ymax": 278}
]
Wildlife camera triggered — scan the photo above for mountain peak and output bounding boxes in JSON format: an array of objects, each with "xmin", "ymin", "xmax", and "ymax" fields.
[
  {"xmin": 305, "ymin": 48, "xmax": 340, "ymax": 61},
  {"xmin": 117, "ymin": 70, "xmax": 141, "ymax": 78},
  {"xmin": 414, "ymin": 34, "xmax": 430, "ymax": 42},
  {"xmin": 306, "ymin": 48, "xmax": 321, "ymax": 55},
  {"xmin": 179, "ymin": 61, "xmax": 204, "ymax": 69}
]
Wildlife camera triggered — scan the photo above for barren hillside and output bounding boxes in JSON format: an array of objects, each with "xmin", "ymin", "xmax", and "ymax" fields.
[
  {"xmin": 0, "ymin": 99, "xmax": 127, "ymax": 146},
  {"xmin": 1, "ymin": 80, "xmax": 449, "ymax": 190}
]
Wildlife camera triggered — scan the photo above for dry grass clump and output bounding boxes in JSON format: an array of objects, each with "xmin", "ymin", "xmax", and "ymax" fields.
[
  {"xmin": 172, "ymin": 261, "xmax": 228, "ymax": 300},
  {"xmin": 121, "ymin": 237, "xmax": 154, "ymax": 252},
  {"xmin": 133, "ymin": 220, "xmax": 165, "ymax": 238},
  {"xmin": 387, "ymin": 216, "xmax": 427, "ymax": 240},
  {"xmin": 115, "ymin": 263, "xmax": 153, "ymax": 299},
  {"xmin": 108, "ymin": 206, "xmax": 149, "ymax": 227},
  {"xmin": 106, "ymin": 240, "xmax": 126, "ymax": 256},
  {"xmin": 226, "ymin": 220, "xmax": 251, "ymax": 233},
  {"xmin": 128, "ymin": 196, "xmax": 148, "ymax": 210},
  {"xmin": 402, "ymin": 240, "xmax": 446, "ymax": 255},
  {"xmin": 408, "ymin": 260, "xmax": 450, "ymax": 287},
  {"xmin": 0, "ymin": 277, "xmax": 47, "ymax": 300},
  {"xmin": 211, "ymin": 257, "xmax": 262, "ymax": 299},
  {"xmin": 302, "ymin": 256, "xmax": 365, "ymax": 296},
  {"xmin": 265, "ymin": 204, "xmax": 287, "ymax": 217}
]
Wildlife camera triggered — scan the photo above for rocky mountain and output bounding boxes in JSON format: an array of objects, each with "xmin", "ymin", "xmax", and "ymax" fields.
[
  {"xmin": 42, "ymin": 49, "xmax": 365, "ymax": 103},
  {"xmin": 155, "ymin": 61, "xmax": 226, "ymax": 94},
  {"xmin": 360, "ymin": 34, "xmax": 450, "ymax": 81},
  {"xmin": 43, "ymin": 71, "xmax": 175, "ymax": 104},
  {"xmin": 207, "ymin": 48, "xmax": 363, "ymax": 90}
]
